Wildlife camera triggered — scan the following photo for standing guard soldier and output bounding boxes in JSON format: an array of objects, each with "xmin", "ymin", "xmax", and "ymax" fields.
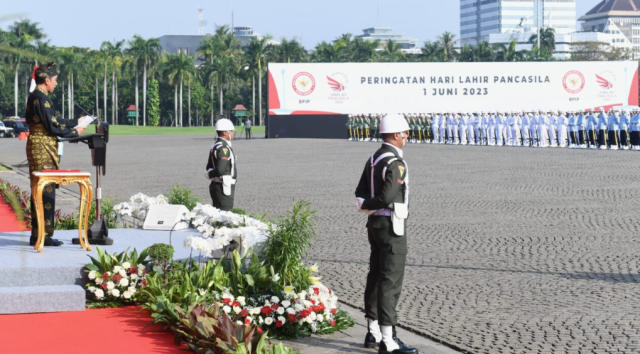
[
  {"xmin": 586, "ymin": 109, "xmax": 598, "ymax": 149},
  {"xmin": 520, "ymin": 111, "xmax": 530, "ymax": 147},
  {"xmin": 355, "ymin": 113, "xmax": 418, "ymax": 354},
  {"xmin": 347, "ymin": 115, "xmax": 354, "ymax": 141},
  {"xmin": 630, "ymin": 109, "xmax": 640, "ymax": 150},
  {"xmin": 607, "ymin": 108, "xmax": 621, "ymax": 150},
  {"xmin": 205, "ymin": 119, "xmax": 237, "ymax": 211},
  {"xmin": 557, "ymin": 110, "xmax": 568, "ymax": 148},
  {"xmin": 620, "ymin": 109, "xmax": 630, "ymax": 150},
  {"xmin": 576, "ymin": 110, "xmax": 587, "ymax": 149},
  {"xmin": 25, "ymin": 62, "xmax": 89, "ymax": 247},
  {"xmin": 597, "ymin": 108, "xmax": 608, "ymax": 150},
  {"xmin": 431, "ymin": 113, "xmax": 439, "ymax": 144}
]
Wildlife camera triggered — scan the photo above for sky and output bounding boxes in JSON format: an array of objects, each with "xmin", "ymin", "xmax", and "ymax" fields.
[{"xmin": 3, "ymin": 0, "xmax": 604, "ymax": 49}]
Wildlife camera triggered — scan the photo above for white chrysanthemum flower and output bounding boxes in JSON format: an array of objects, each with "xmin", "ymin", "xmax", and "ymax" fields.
[
  {"xmin": 106, "ymin": 281, "xmax": 115, "ymax": 290},
  {"xmin": 317, "ymin": 314, "xmax": 324, "ymax": 322},
  {"xmin": 113, "ymin": 266, "xmax": 122, "ymax": 273},
  {"xmin": 95, "ymin": 289, "xmax": 104, "ymax": 299},
  {"xmin": 111, "ymin": 289, "xmax": 120, "ymax": 297},
  {"xmin": 276, "ymin": 307, "xmax": 285, "ymax": 315},
  {"xmin": 286, "ymin": 308, "xmax": 296, "ymax": 315},
  {"xmin": 294, "ymin": 304, "xmax": 304, "ymax": 311},
  {"xmin": 87, "ymin": 286, "xmax": 96, "ymax": 292},
  {"xmin": 88, "ymin": 271, "xmax": 97, "ymax": 280},
  {"xmin": 237, "ymin": 296, "xmax": 246, "ymax": 306},
  {"xmin": 270, "ymin": 296, "xmax": 280, "ymax": 304},
  {"xmin": 223, "ymin": 306, "xmax": 231, "ymax": 314},
  {"xmin": 281, "ymin": 300, "xmax": 291, "ymax": 308},
  {"xmin": 123, "ymin": 291, "xmax": 132, "ymax": 299},
  {"xmin": 122, "ymin": 262, "xmax": 131, "ymax": 269},
  {"xmin": 303, "ymin": 300, "xmax": 313, "ymax": 307},
  {"xmin": 258, "ymin": 316, "xmax": 264, "ymax": 324},
  {"xmin": 119, "ymin": 278, "xmax": 129, "ymax": 287},
  {"xmin": 119, "ymin": 269, "xmax": 127, "ymax": 277},
  {"xmin": 233, "ymin": 306, "xmax": 242, "ymax": 314},
  {"xmin": 277, "ymin": 316, "xmax": 286, "ymax": 323},
  {"xmin": 130, "ymin": 274, "xmax": 139, "ymax": 281},
  {"xmin": 250, "ymin": 308, "xmax": 262, "ymax": 316},
  {"xmin": 264, "ymin": 317, "xmax": 274, "ymax": 325},
  {"xmin": 95, "ymin": 277, "xmax": 103, "ymax": 285}
]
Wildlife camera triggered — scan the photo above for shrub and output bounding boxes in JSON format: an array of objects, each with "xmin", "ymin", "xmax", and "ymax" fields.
[{"xmin": 167, "ymin": 184, "xmax": 200, "ymax": 210}]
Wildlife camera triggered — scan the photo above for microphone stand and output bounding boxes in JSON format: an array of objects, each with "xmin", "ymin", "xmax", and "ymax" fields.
[{"xmin": 64, "ymin": 102, "xmax": 113, "ymax": 245}]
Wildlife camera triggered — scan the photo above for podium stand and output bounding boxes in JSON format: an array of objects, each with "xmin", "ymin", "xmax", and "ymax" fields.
[{"xmin": 60, "ymin": 121, "xmax": 113, "ymax": 245}]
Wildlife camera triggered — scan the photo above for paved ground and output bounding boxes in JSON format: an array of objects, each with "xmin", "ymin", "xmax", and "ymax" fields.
[{"xmin": 2, "ymin": 135, "xmax": 640, "ymax": 354}]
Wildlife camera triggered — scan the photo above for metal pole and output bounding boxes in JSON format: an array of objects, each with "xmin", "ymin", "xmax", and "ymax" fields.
[
  {"xmin": 537, "ymin": 0, "xmax": 541, "ymax": 55},
  {"xmin": 95, "ymin": 165, "xmax": 101, "ymax": 221}
]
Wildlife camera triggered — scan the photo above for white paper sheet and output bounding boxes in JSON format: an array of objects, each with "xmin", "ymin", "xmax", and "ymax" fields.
[{"xmin": 74, "ymin": 116, "xmax": 95, "ymax": 129}]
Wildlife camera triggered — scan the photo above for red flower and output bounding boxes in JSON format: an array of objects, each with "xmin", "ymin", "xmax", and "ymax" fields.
[
  {"xmin": 271, "ymin": 304, "xmax": 279, "ymax": 310},
  {"xmin": 141, "ymin": 279, "xmax": 147, "ymax": 287},
  {"xmin": 112, "ymin": 274, "xmax": 122, "ymax": 283},
  {"xmin": 313, "ymin": 304, "xmax": 326, "ymax": 313},
  {"xmin": 298, "ymin": 309, "xmax": 311, "ymax": 318},
  {"xmin": 240, "ymin": 309, "xmax": 249, "ymax": 317},
  {"xmin": 260, "ymin": 306, "xmax": 272, "ymax": 316},
  {"xmin": 331, "ymin": 308, "xmax": 337, "ymax": 314},
  {"xmin": 313, "ymin": 288, "xmax": 320, "ymax": 295},
  {"xmin": 232, "ymin": 301, "xmax": 240, "ymax": 307},
  {"xmin": 222, "ymin": 298, "xmax": 232, "ymax": 305},
  {"xmin": 330, "ymin": 319, "xmax": 336, "ymax": 326},
  {"xmin": 101, "ymin": 273, "xmax": 110, "ymax": 280},
  {"xmin": 288, "ymin": 314, "xmax": 297, "ymax": 323},
  {"xmin": 275, "ymin": 320, "xmax": 283, "ymax": 328},
  {"xmin": 244, "ymin": 318, "xmax": 252, "ymax": 325},
  {"xmin": 309, "ymin": 299, "xmax": 316, "ymax": 305},
  {"xmin": 257, "ymin": 327, "xmax": 264, "ymax": 334},
  {"xmin": 100, "ymin": 282, "xmax": 108, "ymax": 290},
  {"xmin": 129, "ymin": 266, "xmax": 138, "ymax": 274}
]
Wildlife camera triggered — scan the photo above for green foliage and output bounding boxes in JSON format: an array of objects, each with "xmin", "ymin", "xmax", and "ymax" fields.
[
  {"xmin": 147, "ymin": 79, "xmax": 160, "ymax": 126},
  {"xmin": 0, "ymin": 179, "xmax": 30, "ymax": 227},
  {"xmin": 148, "ymin": 243, "xmax": 174, "ymax": 278},
  {"xmin": 54, "ymin": 196, "xmax": 117, "ymax": 230},
  {"xmin": 224, "ymin": 249, "xmax": 273, "ymax": 298},
  {"xmin": 262, "ymin": 201, "xmax": 316, "ymax": 290},
  {"xmin": 167, "ymin": 184, "xmax": 200, "ymax": 210},
  {"xmin": 173, "ymin": 302, "xmax": 266, "ymax": 354},
  {"xmin": 85, "ymin": 246, "xmax": 149, "ymax": 274}
]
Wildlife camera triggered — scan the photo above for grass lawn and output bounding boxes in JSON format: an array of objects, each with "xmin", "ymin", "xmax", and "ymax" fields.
[{"xmin": 104, "ymin": 125, "xmax": 265, "ymax": 136}]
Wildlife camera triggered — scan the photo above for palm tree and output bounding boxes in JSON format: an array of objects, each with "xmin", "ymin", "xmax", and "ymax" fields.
[
  {"xmin": 382, "ymin": 39, "xmax": 404, "ymax": 62},
  {"xmin": 274, "ymin": 38, "xmax": 308, "ymax": 63},
  {"xmin": 351, "ymin": 37, "xmax": 380, "ymax": 62},
  {"xmin": 529, "ymin": 27, "xmax": 556, "ymax": 58},
  {"xmin": 438, "ymin": 31, "xmax": 457, "ymax": 62},
  {"xmin": 166, "ymin": 53, "xmax": 196, "ymax": 127},
  {"xmin": 245, "ymin": 37, "xmax": 270, "ymax": 126},
  {"xmin": 9, "ymin": 19, "xmax": 45, "ymax": 40},
  {"xmin": 129, "ymin": 35, "xmax": 161, "ymax": 126},
  {"xmin": 5, "ymin": 32, "xmax": 34, "ymax": 116},
  {"xmin": 100, "ymin": 40, "xmax": 125, "ymax": 124},
  {"xmin": 421, "ymin": 40, "xmax": 444, "ymax": 62}
]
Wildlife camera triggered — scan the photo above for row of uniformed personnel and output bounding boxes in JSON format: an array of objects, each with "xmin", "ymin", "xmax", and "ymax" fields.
[{"xmin": 347, "ymin": 109, "xmax": 640, "ymax": 150}]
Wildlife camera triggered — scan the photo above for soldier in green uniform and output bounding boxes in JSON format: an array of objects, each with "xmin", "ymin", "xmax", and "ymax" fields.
[
  {"xmin": 355, "ymin": 114, "xmax": 418, "ymax": 354},
  {"xmin": 347, "ymin": 115, "xmax": 354, "ymax": 141},
  {"xmin": 354, "ymin": 114, "xmax": 361, "ymax": 141},
  {"xmin": 425, "ymin": 114, "xmax": 432, "ymax": 143},
  {"xmin": 370, "ymin": 115, "xmax": 378, "ymax": 142},
  {"xmin": 205, "ymin": 118, "xmax": 237, "ymax": 211},
  {"xmin": 25, "ymin": 62, "xmax": 89, "ymax": 246}
]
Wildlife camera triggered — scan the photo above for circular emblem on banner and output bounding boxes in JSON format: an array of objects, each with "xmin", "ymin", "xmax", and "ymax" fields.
[
  {"xmin": 292, "ymin": 72, "xmax": 316, "ymax": 96},
  {"xmin": 563, "ymin": 71, "xmax": 585, "ymax": 94}
]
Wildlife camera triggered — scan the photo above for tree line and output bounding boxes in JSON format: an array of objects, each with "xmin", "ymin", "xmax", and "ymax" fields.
[{"xmin": 0, "ymin": 20, "xmax": 633, "ymax": 127}]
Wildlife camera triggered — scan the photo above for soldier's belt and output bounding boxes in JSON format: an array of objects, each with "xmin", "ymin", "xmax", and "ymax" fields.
[{"xmin": 370, "ymin": 209, "xmax": 393, "ymax": 217}]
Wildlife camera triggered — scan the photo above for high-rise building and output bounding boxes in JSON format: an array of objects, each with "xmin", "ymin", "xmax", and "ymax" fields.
[
  {"xmin": 578, "ymin": 0, "xmax": 640, "ymax": 56},
  {"xmin": 357, "ymin": 27, "xmax": 421, "ymax": 54},
  {"xmin": 460, "ymin": 0, "xmax": 577, "ymax": 46}
]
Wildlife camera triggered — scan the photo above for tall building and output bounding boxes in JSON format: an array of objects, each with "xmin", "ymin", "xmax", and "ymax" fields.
[
  {"xmin": 460, "ymin": 0, "xmax": 577, "ymax": 46},
  {"xmin": 578, "ymin": 0, "xmax": 640, "ymax": 56},
  {"xmin": 357, "ymin": 27, "xmax": 421, "ymax": 54}
]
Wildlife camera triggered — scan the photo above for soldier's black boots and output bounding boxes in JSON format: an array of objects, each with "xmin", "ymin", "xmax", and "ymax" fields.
[
  {"xmin": 364, "ymin": 331, "xmax": 379, "ymax": 348},
  {"xmin": 378, "ymin": 337, "xmax": 419, "ymax": 354},
  {"xmin": 29, "ymin": 236, "xmax": 63, "ymax": 246}
]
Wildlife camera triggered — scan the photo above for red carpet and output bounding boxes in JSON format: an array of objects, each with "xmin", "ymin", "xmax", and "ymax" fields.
[
  {"xmin": 0, "ymin": 196, "xmax": 28, "ymax": 232},
  {"xmin": 0, "ymin": 307, "xmax": 186, "ymax": 354}
]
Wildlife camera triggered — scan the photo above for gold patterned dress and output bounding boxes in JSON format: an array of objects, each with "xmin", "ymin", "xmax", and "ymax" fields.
[{"xmin": 25, "ymin": 87, "xmax": 80, "ymax": 236}]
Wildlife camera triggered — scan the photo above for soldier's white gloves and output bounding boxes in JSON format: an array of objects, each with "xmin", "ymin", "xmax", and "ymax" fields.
[
  {"xmin": 204, "ymin": 168, "xmax": 214, "ymax": 180},
  {"xmin": 356, "ymin": 198, "xmax": 372, "ymax": 215}
]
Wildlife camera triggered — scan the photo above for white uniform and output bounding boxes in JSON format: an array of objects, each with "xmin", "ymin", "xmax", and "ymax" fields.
[
  {"xmin": 431, "ymin": 115, "xmax": 439, "ymax": 143},
  {"xmin": 537, "ymin": 113, "xmax": 549, "ymax": 147},
  {"xmin": 548, "ymin": 113, "xmax": 557, "ymax": 147},
  {"xmin": 520, "ymin": 113, "xmax": 530, "ymax": 147},
  {"xmin": 511, "ymin": 113, "xmax": 520, "ymax": 146},
  {"xmin": 495, "ymin": 114, "xmax": 505, "ymax": 146},
  {"xmin": 556, "ymin": 113, "xmax": 568, "ymax": 148},
  {"xmin": 467, "ymin": 115, "xmax": 476, "ymax": 145},
  {"xmin": 459, "ymin": 114, "xmax": 468, "ymax": 145},
  {"xmin": 529, "ymin": 114, "xmax": 539, "ymax": 146},
  {"xmin": 438, "ymin": 114, "xmax": 446, "ymax": 144}
]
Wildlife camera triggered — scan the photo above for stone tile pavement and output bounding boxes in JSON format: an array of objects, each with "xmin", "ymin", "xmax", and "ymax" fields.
[{"xmin": 2, "ymin": 135, "xmax": 640, "ymax": 354}]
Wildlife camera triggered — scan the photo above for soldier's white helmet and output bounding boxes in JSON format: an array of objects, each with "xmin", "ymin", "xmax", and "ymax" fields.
[
  {"xmin": 215, "ymin": 118, "xmax": 235, "ymax": 131},
  {"xmin": 379, "ymin": 114, "xmax": 410, "ymax": 134}
]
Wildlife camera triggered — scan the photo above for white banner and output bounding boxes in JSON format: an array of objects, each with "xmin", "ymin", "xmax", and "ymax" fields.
[{"xmin": 268, "ymin": 62, "xmax": 638, "ymax": 115}]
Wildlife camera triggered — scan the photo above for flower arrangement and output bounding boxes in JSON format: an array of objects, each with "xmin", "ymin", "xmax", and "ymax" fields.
[
  {"xmin": 185, "ymin": 203, "xmax": 270, "ymax": 257},
  {"xmin": 84, "ymin": 247, "xmax": 150, "ymax": 307},
  {"xmin": 113, "ymin": 193, "xmax": 169, "ymax": 222}
]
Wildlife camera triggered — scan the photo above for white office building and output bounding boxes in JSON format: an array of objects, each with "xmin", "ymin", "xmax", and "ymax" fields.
[
  {"xmin": 578, "ymin": 0, "xmax": 640, "ymax": 57},
  {"xmin": 461, "ymin": 0, "xmax": 577, "ymax": 46}
]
